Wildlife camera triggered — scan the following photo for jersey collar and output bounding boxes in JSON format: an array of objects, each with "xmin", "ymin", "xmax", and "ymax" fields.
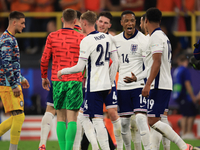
[
  {"xmin": 151, "ymin": 27, "xmax": 161, "ymax": 35},
  {"xmin": 123, "ymin": 29, "xmax": 138, "ymax": 40},
  {"xmin": 87, "ymin": 30, "xmax": 99, "ymax": 36},
  {"xmin": 62, "ymin": 28, "xmax": 74, "ymax": 30},
  {"xmin": 74, "ymin": 25, "xmax": 82, "ymax": 31},
  {"xmin": 5, "ymin": 29, "xmax": 14, "ymax": 37}
]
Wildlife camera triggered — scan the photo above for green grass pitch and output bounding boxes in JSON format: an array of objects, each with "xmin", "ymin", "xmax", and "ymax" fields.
[{"xmin": 0, "ymin": 140, "xmax": 200, "ymax": 150}]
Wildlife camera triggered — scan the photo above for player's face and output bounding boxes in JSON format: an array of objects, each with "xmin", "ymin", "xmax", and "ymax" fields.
[
  {"xmin": 121, "ymin": 14, "xmax": 136, "ymax": 37},
  {"xmin": 140, "ymin": 17, "xmax": 145, "ymax": 34},
  {"xmin": 80, "ymin": 18, "xmax": 86, "ymax": 33},
  {"xmin": 15, "ymin": 18, "xmax": 25, "ymax": 33},
  {"xmin": 96, "ymin": 16, "xmax": 111, "ymax": 33},
  {"xmin": 145, "ymin": 18, "xmax": 149, "ymax": 33}
]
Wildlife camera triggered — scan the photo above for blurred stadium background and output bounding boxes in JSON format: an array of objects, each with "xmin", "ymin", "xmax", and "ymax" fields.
[{"xmin": 0, "ymin": 0, "xmax": 200, "ymax": 149}]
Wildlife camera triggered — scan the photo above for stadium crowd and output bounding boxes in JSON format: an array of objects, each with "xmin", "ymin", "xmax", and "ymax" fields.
[{"xmin": 0, "ymin": 0, "xmax": 200, "ymax": 150}]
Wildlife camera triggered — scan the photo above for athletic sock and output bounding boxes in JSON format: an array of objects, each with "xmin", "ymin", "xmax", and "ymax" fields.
[
  {"xmin": 150, "ymin": 127, "xmax": 162, "ymax": 150},
  {"xmin": 92, "ymin": 118, "xmax": 110, "ymax": 150},
  {"xmin": 112, "ymin": 117, "xmax": 123, "ymax": 150},
  {"xmin": 56, "ymin": 121, "xmax": 66, "ymax": 150},
  {"xmin": 105, "ymin": 117, "xmax": 116, "ymax": 145},
  {"xmin": 161, "ymin": 116, "xmax": 171, "ymax": 150},
  {"xmin": 135, "ymin": 113, "xmax": 151, "ymax": 150},
  {"xmin": 10, "ymin": 113, "xmax": 25, "ymax": 145},
  {"xmin": 152, "ymin": 121, "xmax": 187, "ymax": 150},
  {"xmin": 120, "ymin": 117, "xmax": 131, "ymax": 150},
  {"xmin": 9, "ymin": 143, "xmax": 17, "ymax": 150},
  {"xmin": 130, "ymin": 115, "xmax": 142, "ymax": 150},
  {"xmin": 39, "ymin": 112, "xmax": 54, "ymax": 147},
  {"xmin": 73, "ymin": 118, "xmax": 83, "ymax": 150},
  {"xmin": 65, "ymin": 121, "xmax": 77, "ymax": 150},
  {"xmin": 78, "ymin": 112, "xmax": 99, "ymax": 150},
  {"xmin": 0, "ymin": 116, "xmax": 13, "ymax": 136}
]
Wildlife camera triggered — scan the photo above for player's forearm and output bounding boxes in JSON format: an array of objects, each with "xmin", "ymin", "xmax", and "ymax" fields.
[
  {"xmin": 3, "ymin": 55, "xmax": 19, "ymax": 88},
  {"xmin": 40, "ymin": 61, "xmax": 49, "ymax": 78},
  {"xmin": 110, "ymin": 51, "xmax": 119, "ymax": 84},
  {"xmin": 20, "ymin": 74, "xmax": 25, "ymax": 82},
  {"xmin": 61, "ymin": 58, "xmax": 86, "ymax": 75},
  {"xmin": 146, "ymin": 59, "xmax": 161, "ymax": 86},
  {"xmin": 40, "ymin": 50, "xmax": 51, "ymax": 78},
  {"xmin": 136, "ymin": 66, "xmax": 150, "ymax": 81}
]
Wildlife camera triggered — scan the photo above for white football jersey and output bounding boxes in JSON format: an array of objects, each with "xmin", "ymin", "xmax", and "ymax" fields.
[
  {"xmin": 145, "ymin": 28, "xmax": 173, "ymax": 90},
  {"xmin": 113, "ymin": 30, "xmax": 148, "ymax": 90},
  {"xmin": 79, "ymin": 31, "xmax": 114, "ymax": 92},
  {"xmin": 108, "ymin": 34, "xmax": 117, "ymax": 87}
]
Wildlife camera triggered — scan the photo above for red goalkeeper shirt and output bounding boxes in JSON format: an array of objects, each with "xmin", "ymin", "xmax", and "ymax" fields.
[{"xmin": 41, "ymin": 28, "xmax": 85, "ymax": 82}]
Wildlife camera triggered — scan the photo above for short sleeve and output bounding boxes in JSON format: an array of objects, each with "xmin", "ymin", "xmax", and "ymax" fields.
[
  {"xmin": 150, "ymin": 36, "xmax": 164, "ymax": 54},
  {"xmin": 79, "ymin": 39, "xmax": 90, "ymax": 60},
  {"xmin": 139, "ymin": 35, "xmax": 149, "ymax": 57},
  {"xmin": 108, "ymin": 35, "xmax": 116, "ymax": 53}
]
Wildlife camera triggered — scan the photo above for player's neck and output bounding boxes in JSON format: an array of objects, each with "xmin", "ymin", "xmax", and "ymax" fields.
[
  {"xmin": 7, "ymin": 26, "xmax": 15, "ymax": 36},
  {"xmin": 63, "ymin": 22, "xmax": 75, "ymax": 29},
  {"xmin": 85, "ymin": 26, "xmax": 96, "ymax": 35},
  {"xmin": 148, "ymin": 23, "xmax": 160, "ymax": 36},
  {"xmin": 145, "ymin": 30, "xmax": 148, "ymax": 36},
  {"xmin": 124, "ymin": 28, "xmax": 136, "ymax": 39},
  {"xmin": 75, "ymin": 21, "xmax": 81, "ymax": 27}
]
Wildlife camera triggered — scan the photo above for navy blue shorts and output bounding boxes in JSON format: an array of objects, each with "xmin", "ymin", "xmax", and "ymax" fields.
[
  {"xmin": 177, "ymin": 99, "xmax": 198, "ymax": 116},
  {"xmin": 148, "ymin": 89, "xmax": 171, "ymax": 117},
  {"xmin": 104, "ymin": 86, "xmax": 118, "ymax": 109},
  {"xmin": 82, "ymin": 90, "xmax": 109, "ymax": 118},
  {"xmin": 46, "ymin": 83, "xmax": 54, "ymax": 106},
  {"xmin": 118, "ymin": 88, "xmax": 147, "ymax": 116}
]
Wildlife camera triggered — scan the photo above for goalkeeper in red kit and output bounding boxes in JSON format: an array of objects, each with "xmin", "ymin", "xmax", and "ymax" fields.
[{"xmin": 40, "ymin": 9, "xmax": 85, "ymax": 150}]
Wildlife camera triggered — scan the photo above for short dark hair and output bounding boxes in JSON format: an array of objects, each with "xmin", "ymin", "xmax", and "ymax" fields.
[
  {"xmin": 146, "ymin": 7, "xmax": 162, "ymax": 23},
  {"xmin": 8, "ymin": 11, "xmax": 25, "ymax": 20},
  {"xmin": 76, "ymin": 10, "xmax": 82, "ymax": 20},
  {"xmin": 141, "ymin": 14, "xmax": 146, "ymax": 21},
  {"xmin": 62, "ymin": 8, "xmax": 77, "ymax": 22},
  {"xmin": 121, "ymin": 10, "xmax": 135, "ymax": 19},
  {"xmin": 81, "ymin": 11, "xmax": 97, "ymax": 25},
  {"xmin": 177, "ymin": 54, "xmax": 188, "ymax": 62},
  {"xmin": 98, "ymin": 11, "xmax": 113, "ymax": 22}
]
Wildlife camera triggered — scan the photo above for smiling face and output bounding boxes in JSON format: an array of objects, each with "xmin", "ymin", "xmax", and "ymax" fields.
[
  {"xmin": 96, "ymin": 16, "xmax": 111, "ymax": 33},
  {"xmin": 121, "ymin": 13, "xmax": 136, "ymax": 38},
  {"xmin": 14, "ymin": 18, "xmax": 25, "ymax": 33}
]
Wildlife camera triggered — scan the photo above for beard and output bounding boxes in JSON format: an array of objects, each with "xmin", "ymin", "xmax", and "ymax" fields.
[{"xmin": 15, "ymin": 29, "xmax": 21, "ymax": 34}]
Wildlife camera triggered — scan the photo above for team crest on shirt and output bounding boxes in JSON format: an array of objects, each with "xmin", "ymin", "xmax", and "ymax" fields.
[
  {"xmin": 20, "ymin": 101, "xmax": 24, "ymax": 107},
  {"xmin": 130, "ymin": 44, "xmax": 138, "ymax": 54}
]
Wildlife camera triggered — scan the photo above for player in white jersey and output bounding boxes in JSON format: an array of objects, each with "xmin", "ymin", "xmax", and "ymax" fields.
[
  {"xmin": 113, "ymin": 10, "xmax": 151, "ymax": 150},
  {"xmin": 142, "ymin": 8, "xmax": 194, "ymax": 150},
  {"xmin": 74, "ymin": 11, "xmax": 120, "ymax": 150},
  {"xmin": 57, "ymin": 11, "xmax": 119, "ymax": 150},
  {"xmin": 96, "ymin": 11, "xmax": 123, "ymax": 150},
  {"xmin": 140, "ymin": 13, "xmax": 171, "ymax": 150}
]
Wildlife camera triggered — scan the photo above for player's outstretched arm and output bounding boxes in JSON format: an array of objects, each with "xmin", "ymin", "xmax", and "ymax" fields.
[
  {"xmin": 123, "ymin": 66, "xmax": 150, "ymax": 83},
  {"xmin": 57, "ymin": 58, "xmax": 86, "ymax": 79},
  {"xmin": 109, "ymin": 51, "xmax": 119, "ymax": 85}
]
